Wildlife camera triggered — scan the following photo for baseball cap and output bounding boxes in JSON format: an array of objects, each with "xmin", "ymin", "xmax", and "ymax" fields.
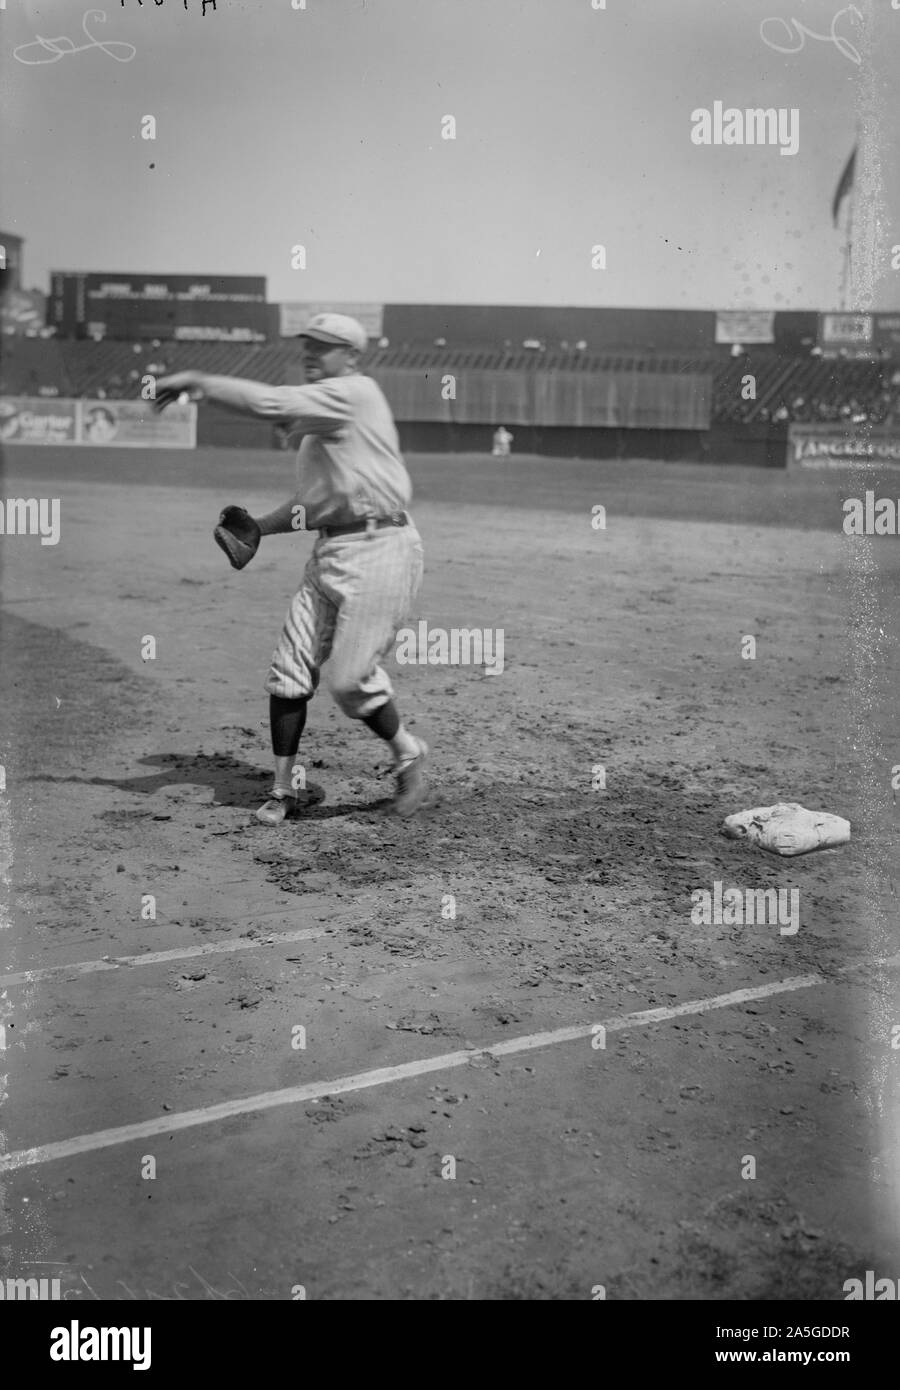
[{"xmin": 297, "ymin": 312, "xmax": 368, "ymax": 353}]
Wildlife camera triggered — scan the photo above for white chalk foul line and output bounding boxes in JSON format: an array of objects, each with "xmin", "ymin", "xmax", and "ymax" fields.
[
  {"xmin": 0, "ymin": 972, "xmax": 822, "ymax": 1173},
  {"xmin": 0, "ymin": 928, "xmax": 327, "ymax": 988}
]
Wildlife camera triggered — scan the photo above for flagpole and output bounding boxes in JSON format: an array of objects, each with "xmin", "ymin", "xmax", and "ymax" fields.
[
  {"xmin": 833, "ymin": 136, "xmax": 858, "ymax": 312},
  {"xmin": 843, "ymin": 173, "xmax": 855, "ymax": 312},
  {"xmin": 844, "ymin": 124, "xmax": 859, "ymax": 311}
]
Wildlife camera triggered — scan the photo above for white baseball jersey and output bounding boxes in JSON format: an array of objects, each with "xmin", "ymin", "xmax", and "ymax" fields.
[{"xmin": 278, "ymin": 374, "xmax": 412, "ymax": 530}]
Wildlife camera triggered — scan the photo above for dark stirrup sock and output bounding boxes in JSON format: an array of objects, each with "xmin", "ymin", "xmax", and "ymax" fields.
[
  {"xmin": 362, "ymin": 700, "xmax": 420, "ymax": 767},
  {"xmin": 269, "ymin": 694, "xmax": 309, "ymax": 756},
  {"xmin": 361, "ymin": 700, "xmax": 400, "ymax": 741}
]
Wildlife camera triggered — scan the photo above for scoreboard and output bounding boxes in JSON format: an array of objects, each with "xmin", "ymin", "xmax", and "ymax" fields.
[{"xmin": 48, "ymin": 272, "xmax": 269, "ymax": 341}]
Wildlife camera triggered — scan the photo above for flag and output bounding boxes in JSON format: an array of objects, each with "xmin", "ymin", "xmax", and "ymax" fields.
[{"xmin": 832, "ymin": 146, "xmax": 856, "ymax": 226}]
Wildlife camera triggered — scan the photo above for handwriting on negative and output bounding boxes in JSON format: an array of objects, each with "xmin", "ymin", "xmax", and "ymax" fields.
[
  {"xmin": 13, "ymin": 2, "xmax": 218, "ymax": 66},
  {"xmin": 760, "ymin": 5, "xmax": 863, "ymax": 66},
  {"xmin": 14, "ymin": 10, "xmax": 136, "ymax": 65}
]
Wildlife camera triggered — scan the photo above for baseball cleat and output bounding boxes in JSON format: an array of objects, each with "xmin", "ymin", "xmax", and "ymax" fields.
[
  {"xmin": 255, "ymin": 791, "xmax": 297, "ymax": 826},
  {"xmin": 392, "ymin": 739, "xmax": 429, "ymax": 817}
]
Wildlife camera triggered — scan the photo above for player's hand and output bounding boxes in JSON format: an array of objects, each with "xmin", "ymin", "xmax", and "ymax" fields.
[{"xmin": 154, "ymin": 372, "xmax": 205, "ymax": 412}]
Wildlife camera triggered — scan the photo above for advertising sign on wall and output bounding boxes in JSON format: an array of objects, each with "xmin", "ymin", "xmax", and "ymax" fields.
[
  {"xmin": 0, "ymin": 397, "xmax": 78, "ymax": 444},
  {"xmin": 79, "ymin": 398, "xmax": 197, "ymax": 447},
  {"xmin": 787, "ymin": 423, "xmax": 900, "ymax": 468},
  {"xmin": 0, "ymin": 397, "xmax": 196, "ymax": 447},
  {"xmin": 874, "ymin": 314, "xmax": 900, "ymax": 354},
  {"xmin": 715, "ymin": 310, "xmax": 775, "ymax": 344},
  {"xmin": 818, "ymin": 313, "xmax": 875, "ymax": 356}
]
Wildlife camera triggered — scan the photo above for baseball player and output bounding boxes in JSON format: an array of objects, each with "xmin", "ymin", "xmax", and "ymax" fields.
[
  {"xmin": 154, "ymin": 312, "xmax": 428, "ymax": 825},
  {"xmin": 491, "ymin": 425, "xmax": 513, "ymax": 457}
]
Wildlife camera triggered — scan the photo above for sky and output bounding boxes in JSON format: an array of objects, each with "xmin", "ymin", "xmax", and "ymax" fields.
[{"xmin": 2, "ymin": 0, "xmax": 899, "ymax": 312}]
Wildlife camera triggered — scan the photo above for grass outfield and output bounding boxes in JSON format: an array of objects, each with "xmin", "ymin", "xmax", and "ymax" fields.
[{"xmin": 2, "ymin": 442, "xmax": 894, "ymax": 532}]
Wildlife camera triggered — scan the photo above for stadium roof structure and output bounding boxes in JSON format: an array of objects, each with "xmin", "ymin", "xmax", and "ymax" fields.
[{"xmin": 359, "ymin": 344, "xmax": 720, "ymax": 375}]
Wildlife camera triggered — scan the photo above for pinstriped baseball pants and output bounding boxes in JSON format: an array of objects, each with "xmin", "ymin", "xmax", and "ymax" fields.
[{"xmin": 264, "ymin": 520, "xmax": 424, "ymax": 719}]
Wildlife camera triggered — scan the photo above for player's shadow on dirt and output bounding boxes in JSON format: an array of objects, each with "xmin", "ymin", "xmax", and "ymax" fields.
[
  {"xmin": 30, "ymin": 752, "xmax": 393, "ymax": 817},
  {"xmin": 91, "ymin": 753, "xmax": 307, "ymax": 809}
]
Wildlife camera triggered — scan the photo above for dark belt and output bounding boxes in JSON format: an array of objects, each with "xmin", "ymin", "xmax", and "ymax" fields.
[{"xmin": 318, "ymin": 512, "xmax": 408, "ymax": 539}]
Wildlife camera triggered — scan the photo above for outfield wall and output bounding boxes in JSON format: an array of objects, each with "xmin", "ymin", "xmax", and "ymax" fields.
[
  {"xmin": 0, "ymin": 395, "xmax": 787, "ymax": 465},
  {"xmin": 372, "ymin": 365, "xmax": 710, "ymax": 429},
  {"xmin": 195, "ymin": 365, "xmax": 713, "ymax": 448},
  {"xmin": 396, "ymin": 421, "xmax": 787, "ymax": 466},
  {"xmin": 0, "ymin": 389, "xmax": 786, "ymax": 464},
  {"xmin": 198, "ymin": 404, "xmax": 279, "ymax": 449},
  {"xmin": 195, "ymin": 412, "xmax": 783, "ymax": 466}
]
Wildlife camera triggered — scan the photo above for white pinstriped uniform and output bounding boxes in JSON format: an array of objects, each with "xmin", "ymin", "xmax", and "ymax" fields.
[{"xmin": 263, "ymin": 372, "xmax": 423, "ymax": 717}]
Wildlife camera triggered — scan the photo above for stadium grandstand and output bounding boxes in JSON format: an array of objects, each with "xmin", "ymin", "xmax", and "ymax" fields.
[
  {"xmin": 4, "ymin": 336, "xmax": 898, "ymax": 416},
  {"xmin": 2, "ymin": 242, "xmax": 898, "ymax": 463},
  {"xmin": 712, "ymin": 351, "xmax": 899, "ymax": 427},
  {"xmin": 0, "ymin": 338, "xmax": 301, "ymax": 400}
]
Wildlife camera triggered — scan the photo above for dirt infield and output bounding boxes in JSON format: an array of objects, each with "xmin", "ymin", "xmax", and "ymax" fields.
[{"xmin": 1, "ymin": 445, "xmax": 899, "ymax": 1300}]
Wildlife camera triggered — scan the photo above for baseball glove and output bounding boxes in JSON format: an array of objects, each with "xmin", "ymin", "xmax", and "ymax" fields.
[{"xmin": 214, "ymin": 505, "xmax": 261, "ymax": 570}]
